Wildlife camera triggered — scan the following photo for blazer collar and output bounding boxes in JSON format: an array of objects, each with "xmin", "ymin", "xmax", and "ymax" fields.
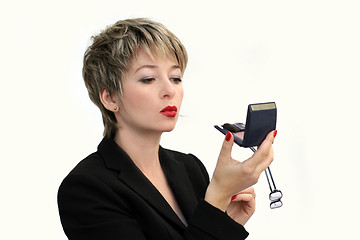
[{"xmin": 97, "ymin": 138, "xmax": 198, "ymax": 229}]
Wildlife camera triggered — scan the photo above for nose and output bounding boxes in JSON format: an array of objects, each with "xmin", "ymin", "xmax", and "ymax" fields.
[{"xmin": 160, "ymin": 78, "xmax": 176, "ymax": 99}]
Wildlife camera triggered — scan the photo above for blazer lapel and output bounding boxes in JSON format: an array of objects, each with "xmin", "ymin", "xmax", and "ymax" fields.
[
  {"xmin": 97, "ymin": 138, "xmax": 186, "ymax": 229},
  {"xmin": 159, "ymin": 148, "xmax": 199, "ymax": 221}
]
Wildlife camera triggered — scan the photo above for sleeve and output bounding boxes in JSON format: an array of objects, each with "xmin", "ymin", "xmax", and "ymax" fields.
[
  {"xmin": 185, "ymin": 201, "xmax": 249, "ymax": 240},
  {"xmin": 58, "ymin": 173, "xmax": 148, "ymax": 240}
]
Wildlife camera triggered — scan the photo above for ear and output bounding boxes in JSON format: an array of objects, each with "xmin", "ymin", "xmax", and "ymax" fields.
[{"xmin": 99, "ymin": 88, "xmax": 119, "ymax": 112}]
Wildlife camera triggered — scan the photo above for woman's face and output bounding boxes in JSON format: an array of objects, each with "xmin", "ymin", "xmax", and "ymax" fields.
[{"xmin": 116, "ymin": 49, "xmax": 184, "ymax": 135}]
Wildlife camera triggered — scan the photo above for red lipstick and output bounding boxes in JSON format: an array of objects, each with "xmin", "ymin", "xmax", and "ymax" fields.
[{"xmin": 160, "ymin": 106, "xmax": 177, "ymax": 117}]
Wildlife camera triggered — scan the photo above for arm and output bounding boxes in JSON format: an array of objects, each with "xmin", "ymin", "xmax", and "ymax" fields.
[{"xmin": 185, "ymin": 200, "xmax": 249, "ymax": 240}]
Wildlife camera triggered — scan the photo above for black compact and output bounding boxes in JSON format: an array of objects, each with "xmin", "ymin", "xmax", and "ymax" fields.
[
  {"xmin": 215, "ymin": 102, "xmax": 277, "ymax": 147},
  {"xmin": 214, "ymin": 102, "xmax": 283, "ymax": 209}
]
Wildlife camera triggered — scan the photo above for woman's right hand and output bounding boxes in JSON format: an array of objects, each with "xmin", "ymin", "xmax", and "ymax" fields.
[{"xmin": 204, "ymin": 130, "xmax": 276, "ymax": 212}]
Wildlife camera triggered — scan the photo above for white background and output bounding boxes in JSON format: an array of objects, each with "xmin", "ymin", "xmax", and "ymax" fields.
[{"xmin": 1, "ymin": 0, "xmax": 359, "ymax": 239}]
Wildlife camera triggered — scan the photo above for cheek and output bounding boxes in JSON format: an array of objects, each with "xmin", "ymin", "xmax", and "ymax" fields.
[
  {"xmin": 122, "ymin": 89, "xmax": 153, "ymax": 110},
  {"xmin": 178, "ymin": 89, "xmax": 184, "ymax": 104}
]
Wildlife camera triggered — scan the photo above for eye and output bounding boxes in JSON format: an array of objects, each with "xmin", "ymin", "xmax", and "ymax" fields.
[
  {"xmin": 170, "ymin": 77, "xmax": 182, "ymax": 84},
  {"xmin": 139, "ymin": 77, "xmax": 155, "ymax": 84}
]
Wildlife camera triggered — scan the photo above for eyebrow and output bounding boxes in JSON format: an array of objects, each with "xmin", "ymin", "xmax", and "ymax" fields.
[{"xmin": 135, "ymin": 64, "xmax": 181, "ymax": 73}]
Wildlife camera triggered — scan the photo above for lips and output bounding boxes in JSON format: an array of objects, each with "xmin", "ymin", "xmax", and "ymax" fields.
[{"xmin": 160, "ymin": 106, "xmax": 177, "ymax": 117}]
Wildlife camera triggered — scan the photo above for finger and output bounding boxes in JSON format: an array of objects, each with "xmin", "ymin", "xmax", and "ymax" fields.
[
  {"xmin": 218, "ymin": 131, "xmax": 234, "ymax": 162},
  {"xmin": 231, "ymin": 193, "xmax": 255, "ymax": 202},
  {"xmin": 238, "ymin": 187, "xmax": 255, "ymax": 196},
  {"xmin": 232, "ymin": 187, "xmax": 256, "ymax": 200}
]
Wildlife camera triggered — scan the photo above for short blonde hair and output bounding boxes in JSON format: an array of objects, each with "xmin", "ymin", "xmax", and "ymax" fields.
[{"xmin": 82, "ymin": 18, "xmax": 188, "ymax": 138}]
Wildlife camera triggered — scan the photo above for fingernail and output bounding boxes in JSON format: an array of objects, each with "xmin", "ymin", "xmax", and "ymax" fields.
[
  {"xmin": 273, "ymin": 130, "xmax": 278, "ymax": 138},
  {"xmin": 225, "ymin": 131, "xmax": 232, "ymax": 141},
  {"xmin": 231, "ymin": 195, "xmax": 237, "ymax": 201}
]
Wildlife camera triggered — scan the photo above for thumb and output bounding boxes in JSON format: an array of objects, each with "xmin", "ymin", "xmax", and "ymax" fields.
[
  {"xmin": 218, "ymin": 131, "xmax": 234, "ymax": 162},
  {"xmin": 257, "ymin": 130, "xmax": 277, "ymax": 152}
]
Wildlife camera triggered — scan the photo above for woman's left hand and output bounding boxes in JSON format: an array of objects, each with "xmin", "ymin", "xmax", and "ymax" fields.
[{"xmin": 226, "ymin": 187, "xmax": 256, "ymax": 226}]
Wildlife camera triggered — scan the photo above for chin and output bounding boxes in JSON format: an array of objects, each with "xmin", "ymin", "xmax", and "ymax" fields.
[
  {"xmin": 159, "ymin": 118, "xmax": 178, "ymax": 132},
  {"xmin": 162, "ymin": 126, "xmax": 176, "ymax": 132},
  {"xmin": 161, "ymin": 123, "xmax": 177, "ymax": 133},
  {"xmin": 163, "ymin": 129, "xmax": 175, "ymax": 133}
]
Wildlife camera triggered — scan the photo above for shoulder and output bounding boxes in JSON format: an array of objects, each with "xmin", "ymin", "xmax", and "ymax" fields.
[
  {"xmin": 60, "ymin": 137, "xmax": 128, "ymax": 182},
  {"xmin": 57, "ymin": 151, "xmax": 120, "ymax": 204},
  {"xmin": 69, "ymin": 152, "xmax": 104, "ymax": 174},
  {"xmin": 62, "ymin": 152, "xmax": 116, "ymax": 181}
]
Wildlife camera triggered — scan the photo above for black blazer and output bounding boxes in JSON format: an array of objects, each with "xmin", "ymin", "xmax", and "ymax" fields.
[{"xmin": 58, "ymin": 138, "xmax": 248, "ymax": 240}]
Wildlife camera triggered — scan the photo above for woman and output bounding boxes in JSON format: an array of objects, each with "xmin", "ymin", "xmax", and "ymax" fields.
[{"xmin": 58, "ymin": 18, "xmax": 276, "ymax": 240}]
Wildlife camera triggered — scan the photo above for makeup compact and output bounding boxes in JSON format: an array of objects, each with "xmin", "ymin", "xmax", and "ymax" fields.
[
  {"xmin": 214, "ymin": 102, "xmax": 283, "ymax": 209},
  {"xmin": 214, "ymin": 102, "xmax": 277, "ymax": 147}
]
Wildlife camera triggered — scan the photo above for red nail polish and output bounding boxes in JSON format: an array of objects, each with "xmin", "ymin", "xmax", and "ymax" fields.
[
  {"xmin": 273, "ymin": 130, "xmax": 278, "ymax": 138},
  {"xmin": 231, "ymin": 195, "xmax": 237, "ymax": 201},
  {"xmin": 225, "ymin": 132, "xmax": 232, "ymax": 141}
]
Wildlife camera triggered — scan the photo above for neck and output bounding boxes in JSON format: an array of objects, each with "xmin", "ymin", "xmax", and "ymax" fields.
[{"xmin": 114, "ymin": 127, "xmax": 162, "ymax": 173}]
